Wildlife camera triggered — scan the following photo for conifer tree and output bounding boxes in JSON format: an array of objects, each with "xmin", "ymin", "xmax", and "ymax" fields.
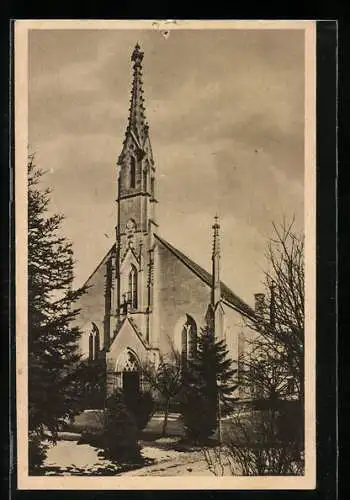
[
  {"xmin": 28, "ymin": 154, "xmax": 87, "ymax": 441},
  {"xmin": 182, "ymin": 324, "xmax": 238, "ymax": 443}
]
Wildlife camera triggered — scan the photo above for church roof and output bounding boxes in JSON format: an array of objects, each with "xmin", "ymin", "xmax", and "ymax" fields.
[
  {"xmin": 81, "ymin": 236, "xmax": 254, "ymax": 319},
  {"xmin": 81, "ymin": 243, "xmax": 116, "ymax": 287},
  {"xmin": 155, "ymin": 234, "xmax": 255, "ymax": 318}
]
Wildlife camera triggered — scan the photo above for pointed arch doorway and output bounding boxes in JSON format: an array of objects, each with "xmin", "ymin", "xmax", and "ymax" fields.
[{"xmin": 115, "ymin": 348, "xmax": 141, "ymax": 398}]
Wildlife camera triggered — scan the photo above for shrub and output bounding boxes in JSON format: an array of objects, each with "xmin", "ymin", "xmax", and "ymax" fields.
[
  {"xmin": 275, "ymin": 400, "xmax": 304, "ymax": 448},
  {"xmin": 225, "ymin": 408, "xmax": 304, "ymax": 475},
  {"xmin": 28, "ymin": 431, "xmax": 48, "ymax": 474},
  {"xmin": 124, "ymin": 391, "xmax": 155, "ymax": 431},
  {"xmin": 101, "ymin": 393, "xmax": 142, "ymax": 464}
]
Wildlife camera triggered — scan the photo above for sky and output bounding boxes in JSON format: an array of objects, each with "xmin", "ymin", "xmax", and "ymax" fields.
[{"xmin": 28, "ymin": 27, "xmax": 305, "ymax": 306}]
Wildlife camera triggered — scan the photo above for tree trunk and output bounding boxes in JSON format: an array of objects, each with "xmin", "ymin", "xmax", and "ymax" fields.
[{"xmin": 162, "ymin": 400, "xmax": 170, "ymax": 437}]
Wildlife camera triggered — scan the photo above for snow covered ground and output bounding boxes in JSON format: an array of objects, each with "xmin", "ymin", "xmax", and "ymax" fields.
[
  {"xmin": 120, "ymin": 449, "xmax": 214, "ymax": 476},
  {"xmin": 141, "ymin": 445, "xmax": 184, "ymax": 461},
  {"xmin": 42, "ymin": 437, "xmax": 216, "ymax": 476},
  {"xmin": 43, "ymin": 440, "xmax": 122, "ymax": 475},
  {"xmin": 45, "ymin": 441, "xmax": 107, "ymax": 469},
  {"xmin": 41, "ymin": 411, "xmax": 239, "ymax": 476}
]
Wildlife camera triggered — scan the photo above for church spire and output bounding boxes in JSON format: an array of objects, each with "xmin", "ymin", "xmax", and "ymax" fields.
[
  {"xmin": 115, "ymin": 44, "xmax": 158, "ymax": 327},
  {"xmin": 127, "ymin": 43, "xmax": 148, "ymax": 146},
  {"xmin": 118, "ymin": 43, "xmax": 152, "ymax": 167}
]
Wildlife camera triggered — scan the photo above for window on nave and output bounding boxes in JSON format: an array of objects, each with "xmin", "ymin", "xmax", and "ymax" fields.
[{"xmin": 174, "ymin": 314, "xmax": 197, "ymax": 366}]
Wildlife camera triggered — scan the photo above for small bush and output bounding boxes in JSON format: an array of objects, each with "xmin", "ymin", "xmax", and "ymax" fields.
[
  {"xmin": 124, "ymin": 391, "xmax": 155, "ymax": 430},
  {"xmin": 69, "ymin": 409, "xmax": 105, "ymax": 434},
  {"xmin": 224, "ymin": 408, "xmax": 304, "ymax": 475},
  {"xmin": 275, "ymin": 400, "xmax": 304, "ymax": 448},
  {"xmin": 101, "ymin": 393, "xmax": 142, "ymax": 464},
  {"xmin": 28, "ymin": 431, "xmax": 48, "ymax": 474},
  {"xmin": 78, "ymin": 430, "xmax": 103, "ymax": 447}
]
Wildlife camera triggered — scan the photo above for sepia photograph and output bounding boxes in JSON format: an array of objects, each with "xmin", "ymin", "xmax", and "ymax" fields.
[{"xmin": 15, "ymin": 20, "xmax": 316, "ymax": 490}]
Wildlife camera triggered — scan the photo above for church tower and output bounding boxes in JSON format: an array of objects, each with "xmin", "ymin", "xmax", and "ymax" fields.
[
  {"xmin": 113, "ymin": 43, "xmax": 158, "ymax": 343},
  {"xmin": 78, "ymin": 43, "xmax": 255, "ymax": 403}
]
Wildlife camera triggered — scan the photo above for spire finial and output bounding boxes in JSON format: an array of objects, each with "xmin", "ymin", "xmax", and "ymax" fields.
[
  {"xmin": 213, "ymin": 213, "xmax": 220, "ymax": 229},
  {"xmin": 132, "ymin": 42, "xmax": 144, "ymax": 64}
]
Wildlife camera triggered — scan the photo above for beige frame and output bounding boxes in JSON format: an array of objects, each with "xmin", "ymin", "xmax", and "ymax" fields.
[{"xmin": 15, "ymin": 19, "xmax": 316, "ymax": 490}]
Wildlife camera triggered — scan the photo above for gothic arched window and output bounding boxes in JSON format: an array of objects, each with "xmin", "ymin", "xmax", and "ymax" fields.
[
  {"xmin": 130, "ymin": 157, "xmax": 136, "ymax": 188},
  {"xmin": 175, "ymin": 314, "xmax": 197, "ymax": 367},
  {"xmin": 128, "ymin": 265, "xmax": 138, "ymax": 309},
  {"xmin": 88, "ymin": 322, "xmax": 100, "ymax": 363}
]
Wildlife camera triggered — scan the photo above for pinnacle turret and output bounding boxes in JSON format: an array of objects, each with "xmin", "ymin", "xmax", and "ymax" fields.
[
  {"xmin": 212, "ymin": 214, "xmax": 220, "ymax": 257},
  {"xmin": 211, "ymin": 215, "xmax": 221, "ymax": 307}
]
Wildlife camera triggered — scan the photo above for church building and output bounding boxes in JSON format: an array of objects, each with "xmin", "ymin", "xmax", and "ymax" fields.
[{"xmin": 75, "ymin": 44, "xmax": 255, "ymax": 401}]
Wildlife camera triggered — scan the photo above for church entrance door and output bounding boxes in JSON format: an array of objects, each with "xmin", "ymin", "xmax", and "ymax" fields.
[
  {"xmin": 122, "ymin": 371, "xmax": 140, "ymax": 398},
  {"xmin": 115, "ymin": 348, "xmax": 142, "ymax": 398}
]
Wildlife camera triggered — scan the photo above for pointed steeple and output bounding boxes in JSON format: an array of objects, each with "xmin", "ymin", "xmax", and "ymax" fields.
[
  {"xmin": 127, "ymin": 43, "xmax": 147, "ymax": 146},
  {"xmin": 211, "ymin": 214, "xmax": 221, "ymax": 307},
  {"xmin": 115, "ymin": 44, "xmax": 158, "ymax": 337},
  {"xmin": 117, "ymin": 43, "xmax": 153, "ymax": 167}
]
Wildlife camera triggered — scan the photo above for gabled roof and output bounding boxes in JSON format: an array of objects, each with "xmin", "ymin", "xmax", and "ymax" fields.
[
  {"xmin": 120, "ymin": 244, "xmax": 140, "ymax": 267},
  {"xmin": 81, "ymin": 243, "xmax": 116, "ymax": 287},
  {"xmin": 155, "ymin": 234, "xmax": 254, "ymax": 318},
  {"xmin": 109, "ymin": 315, "xmax": 152, "ymax": 351}
]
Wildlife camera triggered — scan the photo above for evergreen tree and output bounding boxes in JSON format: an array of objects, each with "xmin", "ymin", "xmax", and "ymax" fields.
[
  {"xmin": 28, "ymin": 154, "xmax": 87, "ymax": 442},
  {"xmin": 182, "ymin": 323, "xmax": 238, "ymax": 443}
]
